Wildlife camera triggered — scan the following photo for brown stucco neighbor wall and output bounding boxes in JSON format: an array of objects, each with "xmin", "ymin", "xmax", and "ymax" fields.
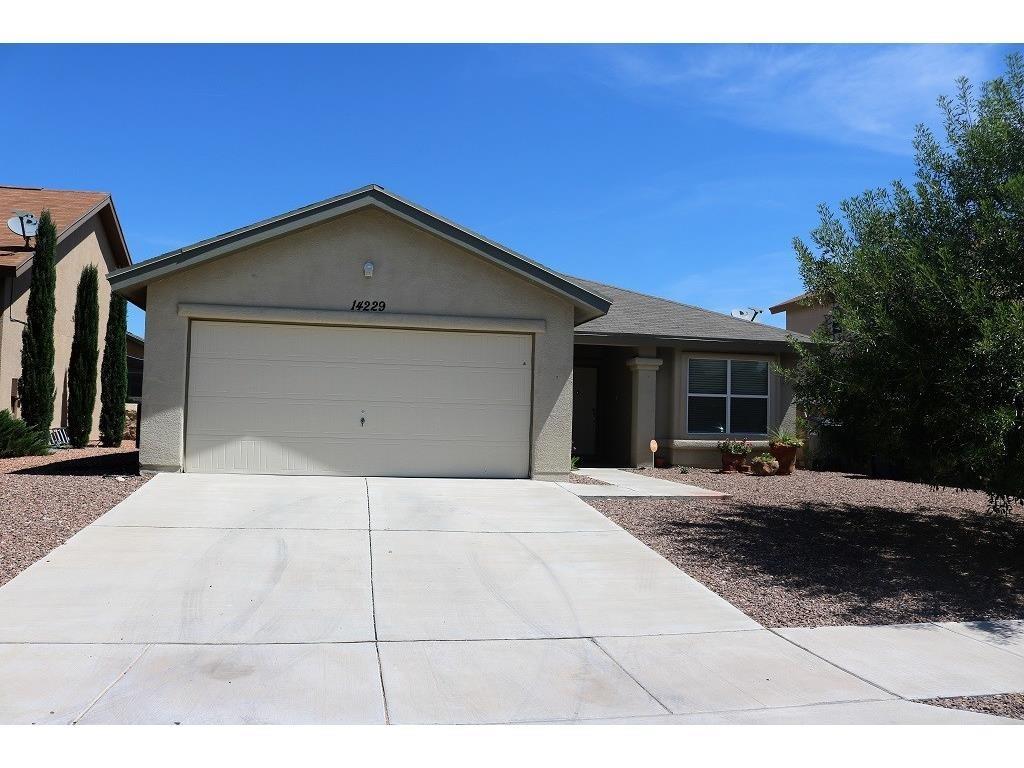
[
  {"xmin": 1, "ymin": 217, "xmax": 118, "ymax": 438},
  {"xmin": 138, "ymin": 207, "xmax": 577, "ymax": 479},
  {"xmin": 784, "ymin": 303, "xmax": 830, "ymax": 336}
]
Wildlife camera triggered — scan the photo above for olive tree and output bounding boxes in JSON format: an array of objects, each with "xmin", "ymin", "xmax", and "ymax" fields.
[{"xmin": 787, "ymin": 54, "xmax": 1024, "ymax": 511}]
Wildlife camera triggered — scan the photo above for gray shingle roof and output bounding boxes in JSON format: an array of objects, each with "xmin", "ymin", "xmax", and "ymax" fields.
[{"xmin": 571, "ymin": 277, "xmax": 808, "ymax": 345}]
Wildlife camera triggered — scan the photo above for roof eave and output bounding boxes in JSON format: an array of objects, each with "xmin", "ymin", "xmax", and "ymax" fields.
[
  {"xmin": 117, "ymin": 284, "xmax": 147, "ymax": 310},
  {"xmin": 573, "ymin": 330, "xmax": 810, "ymax": 350},
  {"xmin": 99, "ymin": 196, "xmax": 133, "ymax": 268},
  {"xmin": 770, "ymin": 291, "xmax": 824, "ymax": 314},
  {"xmin": 6, "ymin": 195, "xmax": 132, "ymax": 275}
]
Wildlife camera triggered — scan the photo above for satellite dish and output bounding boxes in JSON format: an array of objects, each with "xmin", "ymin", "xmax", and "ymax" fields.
[
  {"xmin": 7, "ymin": 212, "xmax": 39, "ymax": 240},
  {"xmin": 731, "ymin": 307, "xmax": 764, "ymax": 323}
]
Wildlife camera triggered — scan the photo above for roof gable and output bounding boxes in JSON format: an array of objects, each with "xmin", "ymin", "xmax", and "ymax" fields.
[{"xmin": 108, "ymin": 185, "xmax": 610, "ymax": 322}]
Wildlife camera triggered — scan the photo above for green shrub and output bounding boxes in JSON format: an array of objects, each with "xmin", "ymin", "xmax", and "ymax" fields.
[
  {"xmin": 0, "ymin": 409, "xmax": 49, "ymax": 458},
  {"xmin": 768, "ymin": 427, "xmax": 804, "ymax": 448},
  {"xmin": 717, "ymin": 439, "xmax": 750, "ymax": 455}
]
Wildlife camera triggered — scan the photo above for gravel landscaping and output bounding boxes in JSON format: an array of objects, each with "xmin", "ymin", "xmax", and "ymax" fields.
[
  {"xmin": 588, "ymin": 467, "xmax": 1024, "ymax": 628},
  {"xmin": 564, "ymin": 472, "xmax": 610, "ymax": 486},
  {"xmin": 0, "ymin": 443, "xmax": 148, "ymax": 586},
  {"xmin": 918, "ymin": 693, "xmax": 1024, "ymax": 721}
]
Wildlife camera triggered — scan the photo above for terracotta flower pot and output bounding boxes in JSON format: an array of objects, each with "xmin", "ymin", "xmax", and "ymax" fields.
[
  {"xmin": 751, "ymin": 458, "xmax": 779, "ymax": 476},
  {"xmin": 720, "ymin": 452, "xmax": 745, "ymax": 473},
  {"xmin": 769, "ymin": 444, "xmax": 798, "ymax": 475}
]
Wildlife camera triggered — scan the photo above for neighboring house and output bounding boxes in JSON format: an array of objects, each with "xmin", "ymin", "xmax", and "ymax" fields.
[
  {"xmin": 769, "ymin": 291, "xmax": 832, "ymax": 335},
  {"xmin": 126, "ymin": 331, "xmax": 144, "ymax": 400},
  {"xmin": 109, "ymin": 185, "xmax": 805, "ymax": 478},
  {"xmin": 1, "ymin": 185, "xmax": 132, "ymax": 438}
]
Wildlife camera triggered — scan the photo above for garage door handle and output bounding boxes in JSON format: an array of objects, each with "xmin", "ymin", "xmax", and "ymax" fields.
[{"xmin": 360, "ymin": 417, "xmax": 366, "ymax": 427}]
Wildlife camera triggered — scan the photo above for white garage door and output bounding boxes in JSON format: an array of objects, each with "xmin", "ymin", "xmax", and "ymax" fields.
[{"xmin": 184, "ymin": 320, "xmax": 532, "ymax": 477}]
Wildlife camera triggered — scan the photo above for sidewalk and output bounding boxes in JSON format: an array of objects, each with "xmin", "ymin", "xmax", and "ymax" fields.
[
  {"xmin": 777, "ymin": 620, "xmax": 1024, "ymax": 700},
  {"xmin": 560, "ymin": 467, "xmax": 730, "ymax": 498}
]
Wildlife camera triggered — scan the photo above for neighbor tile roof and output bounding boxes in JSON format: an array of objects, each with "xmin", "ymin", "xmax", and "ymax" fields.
[
  {"xmin": 0, "ymin": 185, "xmax": 110, "ymax": 268},
  {"xmin": 572, "ymin": 277, "xmax": 807, "ymax": 344}
]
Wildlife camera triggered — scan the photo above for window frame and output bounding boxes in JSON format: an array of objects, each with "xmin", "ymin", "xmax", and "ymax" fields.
[{"xmin": 686, "ymin": 356, "xmax": 770, "ymax": 436}]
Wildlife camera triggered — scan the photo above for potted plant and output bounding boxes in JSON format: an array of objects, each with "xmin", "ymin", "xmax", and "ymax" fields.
[
  {"xmin": 717, "ymin": 439, "xmax": 749, "ymax": 473},
  {"xmin": 751, "ymin": 452, "xmax": 779, "ymax": 476},
  {"xmin": 768, "ymin": 428, "xmax": 804, "ymax": 475}
]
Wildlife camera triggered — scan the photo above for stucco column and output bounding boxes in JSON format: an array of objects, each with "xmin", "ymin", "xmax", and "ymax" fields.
[{"xmin": 626, "ymin": 356, "xmax": 663, "ymax": 467}]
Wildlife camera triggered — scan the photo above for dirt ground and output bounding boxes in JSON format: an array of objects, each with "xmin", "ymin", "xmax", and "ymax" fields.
[
  {"xmin": 0, "ymin": 443, "xmax": 148, "ymax": 585},
  {"xmin": 918, "ymin": 693, "xmax": 1024, "ymax": 721},
  {"xmin": 588, "ymin": 467, "xmax": 1024, "ymax": 628}
]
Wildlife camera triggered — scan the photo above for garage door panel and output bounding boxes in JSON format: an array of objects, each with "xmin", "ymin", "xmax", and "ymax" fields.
[
  {"xmin": 187, "ymin": 398, "xmax": 532, "ymax": 441},
  {"xmin": 187, "ymin": 359, "xmax": 530, "ymax": 404},
  {"xmin": 186, "ymin": 436, "xmax": 528, "ymax": 478},
  {"xmin": 191, "ymin": 322, "xmax": 531, "ymax": 368},
  {"xmin": 185, "ymin": 322, "xmax": 533, "ymax": 477}
]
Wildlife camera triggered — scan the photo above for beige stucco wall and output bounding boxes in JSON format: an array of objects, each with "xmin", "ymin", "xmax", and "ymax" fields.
[
  {"xmin": 138, "ymin": 208, "xmax": 576, "ymax": 479},
  {"xmin": 1, "ymin": 217, "xmax": 117, "ymax": 438},
  {"xmin": 784, "ymin": 303, "xmax": 829, "ymax": 335}
]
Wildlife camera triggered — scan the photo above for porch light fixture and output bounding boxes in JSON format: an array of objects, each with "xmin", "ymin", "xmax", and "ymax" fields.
[{"xmin": 363, "ymin": 261, "xmax": 374, "ymax": 278}]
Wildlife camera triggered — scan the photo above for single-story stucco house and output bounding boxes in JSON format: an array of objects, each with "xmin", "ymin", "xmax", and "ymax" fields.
[
  {"xmin": 108, "ymin": 185, "xmax": 805, "ymax": 479},
  {"xmin": 2, "ymin": 185, "xmax": 132, "ymax": 438}
]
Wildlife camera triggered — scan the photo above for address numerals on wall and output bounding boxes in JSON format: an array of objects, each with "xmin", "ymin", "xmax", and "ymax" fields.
[{"xmin": 350, "ymin": 300, "xmax": 387, "ymax": 312}]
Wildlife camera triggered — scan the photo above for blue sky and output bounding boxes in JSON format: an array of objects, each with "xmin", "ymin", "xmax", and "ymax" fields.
[{"xmin": 0, "ymin": 44, "xmax": 1015, "ymax": 337}]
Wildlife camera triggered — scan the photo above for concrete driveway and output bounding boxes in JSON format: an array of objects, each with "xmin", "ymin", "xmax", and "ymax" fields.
[{"xmin": 0, "ymin": 474, "xmax": 1013, "ymax": 724}]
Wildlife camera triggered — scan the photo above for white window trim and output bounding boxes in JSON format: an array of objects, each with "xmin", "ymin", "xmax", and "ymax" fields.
[{"xmin": 686, "ymin": 357, "xmax": 770, "ymax": 436}]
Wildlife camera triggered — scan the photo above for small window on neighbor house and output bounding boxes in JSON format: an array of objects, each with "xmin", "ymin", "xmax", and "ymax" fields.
[{"xmin": 687, "ymin": 359, "xmax": 768, "ymax": 434}]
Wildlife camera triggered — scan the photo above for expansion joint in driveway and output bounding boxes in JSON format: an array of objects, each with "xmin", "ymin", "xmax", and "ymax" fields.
[
  {"xmin": 765, "ymin": 627, "xmax": 902, "ymax": 699},
  {"xmin": 365, "ymin": 478, "xmax": 390, "ymax": 724},
  {"xmin": 588, "ymin": 637, "xmax": 673, "ymax": 715},
  {"xmin": 71, "ymin": 644, "xmax": 153, "ymax": 724}
]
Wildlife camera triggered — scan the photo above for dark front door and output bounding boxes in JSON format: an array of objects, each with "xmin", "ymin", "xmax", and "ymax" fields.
[{"xmin": 572, "ymin": 366, "xmax": 598, "ymax": 458}]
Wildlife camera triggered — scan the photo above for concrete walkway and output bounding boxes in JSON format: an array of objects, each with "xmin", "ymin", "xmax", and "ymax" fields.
[
  {"xmin": 0, "ymin": 474, "xmax": 1016, "ymax": 724},
  {"xmin": 777, "ymin": 621, "xmax": 1024, "ymax": 700},
  {"xmin": 560, "ymin": 467, "xmax": 730, "ymax": 498}
]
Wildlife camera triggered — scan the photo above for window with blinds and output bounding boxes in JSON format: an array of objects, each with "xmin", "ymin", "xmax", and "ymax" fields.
[{"xmin": 687, "ymin": 358, "xmax": 769, "ymax": 434}]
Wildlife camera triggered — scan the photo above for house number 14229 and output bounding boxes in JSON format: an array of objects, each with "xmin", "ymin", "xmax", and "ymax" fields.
[{"xmin": 351, "ymin": 300, "xmax": 386, "ymax": 311}]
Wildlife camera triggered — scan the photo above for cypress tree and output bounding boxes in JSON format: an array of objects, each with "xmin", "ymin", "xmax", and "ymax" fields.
[
  {"xmin": 19, "ymin": 210, "xmax": 57, "ymax": 435},
  {"xmin": 67, "ymin": 265, "xmax": 100, "ymax": 447},
  {"xmin": 99, "ymin": 293, "xmax": 128, "ymax": 447}
]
